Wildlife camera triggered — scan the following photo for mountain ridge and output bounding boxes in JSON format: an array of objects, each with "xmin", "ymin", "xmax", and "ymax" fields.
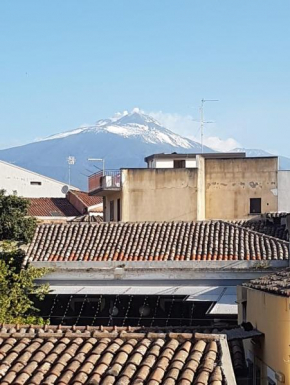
[
  {"xmin": 1, "ymin": 110, "xmax": 289, "ymax": 191},
  {"xmin": 0, "ymin": 110, "xmax": 214, "ymax": 190},
  {"xmin": 37, "ymin": 109, "xmax": 201, "ymax": 149}
]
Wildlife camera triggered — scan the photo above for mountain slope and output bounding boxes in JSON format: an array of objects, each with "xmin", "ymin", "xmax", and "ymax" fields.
[
  {"xmin": 232, "ymin": 148, "xmax": 290, "ymax": 170},
  {"xmin": 0, "ymin": 110, "xmax": 214, "ymax": 190}
]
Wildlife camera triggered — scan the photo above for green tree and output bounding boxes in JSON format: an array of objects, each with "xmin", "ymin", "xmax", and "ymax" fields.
[
  {"xmin": 0, "ymin": 189, "xmax": 36, "ymax": 242},
  {"xmin": 0, "ymin": 191, "xmax": 49, "ymax": 324}
]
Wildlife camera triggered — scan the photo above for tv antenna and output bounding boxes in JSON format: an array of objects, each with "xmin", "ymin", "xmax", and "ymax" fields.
[
  {"xmin": 67, "ymin": 156, "xmax": 76, "ymax": 186},
  {"xmin": 200, "ymin": 99, "xmax": 218, "ymax": 153},
  {"xmin": 88, "ymin": 158, "xmax": 105, "ymax": 176}
]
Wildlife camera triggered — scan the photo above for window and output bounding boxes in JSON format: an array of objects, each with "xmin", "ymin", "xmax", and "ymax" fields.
[
  {"xmin": 250, "ymin": 198, "xmax": 261, "ymax": 214},
  {"xmin": 173, "ymin": 159, "xmax": 185, "ymax": 169},
  {"xmin": 255, "ymin": 365, "xmax": 261, "ymax": 385},
  {"xmin": 117, "ymin": 199, "xmax": 121, "ymax": 221},
  {"xmin": 247, "ymin": 359, "xmax": 254, "ymax": 383},
  {"xmin": 30, "ymin": 181, "xmax": 42, "ymax": 186},
  {"xmin": 242, "ymin": 301, "xmax": 247, "ymax": 322},
  {"xmin": 110, "ymin": 200, "xmax": 114, "ymax": 222}
]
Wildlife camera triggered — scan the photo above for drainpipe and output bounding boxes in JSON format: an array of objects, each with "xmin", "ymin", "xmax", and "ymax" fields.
[{"xmin": 287, "ymin": 214, "xmax": 290, "ymax": 266}]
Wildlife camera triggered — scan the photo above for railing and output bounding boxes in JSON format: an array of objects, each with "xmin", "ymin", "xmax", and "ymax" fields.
[{"xmin": 89, "ymin": 170, "xmax": 121, "ymax": 193}]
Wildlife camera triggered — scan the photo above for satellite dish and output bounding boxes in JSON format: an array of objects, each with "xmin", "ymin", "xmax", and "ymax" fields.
[{"xmin": 62, "ymin": 185, "xmax": 69, "ymax": 194}]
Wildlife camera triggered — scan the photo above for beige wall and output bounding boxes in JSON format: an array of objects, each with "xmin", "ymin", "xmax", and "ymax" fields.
[
  {"xmin": 237, "ymin": 286, "xmax": 290, "ymax": 384},
  {"xmin": 103, "ymin": 157, "xmax": 280, "ymax": 222},
  {"xmin": 278, "ymin": 170, "xmax": 290, "ymax": 212},
  {"xmin": 205, "ymin": 158, "xmax": 278, "ymax": 220},
  {"xmin": 121, "ymin": 169, "xmax": 198, "ymax": 222},
  {"xmin": 196, "ymin": 155, "xmax": 205, "ymax": 220},
  {"xmin": 104, "ymin": 192, "xmax": 121, "ymax": 221}
]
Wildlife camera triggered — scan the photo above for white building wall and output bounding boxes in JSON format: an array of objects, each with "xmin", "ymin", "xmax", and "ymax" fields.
[
  {"xmin": 278, "ymin": 171, "xmax": 290, "ymax": 212},
  {"xmin": 185, "ymin": 159, "xmax": 197, "ymax": 168},
  {"xmin": 154, "ymin": 159, "xmax": 174, "ymax": 168},
  {"xmin": 0, "ymin": 160, "xmax": 77, "ymax": 198},
  {"xmin": 153, "ymin": 157, "xmax": 197, "ymax": 169}
]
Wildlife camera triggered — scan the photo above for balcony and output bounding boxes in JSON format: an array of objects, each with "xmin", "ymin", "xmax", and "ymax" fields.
[{"xmin": 89, "ymin": 170, "xmax": 121, "ymax": 195}]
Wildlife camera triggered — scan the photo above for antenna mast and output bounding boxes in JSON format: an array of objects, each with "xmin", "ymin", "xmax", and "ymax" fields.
[
  {"xmin": 67, "ymin": 156, "xmax": 76, "ymax": 186},
  {"xmin": 200, "ymin": 98, "xmax": 219, "ymax": 153}
]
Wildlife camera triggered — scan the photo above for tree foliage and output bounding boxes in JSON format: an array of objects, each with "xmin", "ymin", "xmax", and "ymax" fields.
[
  {"xmin": 0, "ymin": 191, "xmax": 49, "ymax": 324},
  {"xmin": 0, "ymin": 246, "xmax": 49, "ymax": 324},
  {"xmin": 0, "ymin": 189, "xmax": 36, "ymax": 243}
]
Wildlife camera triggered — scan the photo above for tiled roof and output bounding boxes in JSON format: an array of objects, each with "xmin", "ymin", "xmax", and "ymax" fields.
[
  {"xmin": 88, "ymin": 205, "xmax": 103, "ymax": 213},
  {"xmin": 69, "ymin": 190, "xmax": 102, "ymax": 208},
  {"xmin": 264, "ymin": 212, "xmax": 288, "ymax": 219},
  {"xmin": 243, "ymin": 268, "xmax": 290, "ymax": 297},
  {"xmin": 26, "ymin": 220, "xmax": 289, "ymax": 263},
  {"xmin": 0, "ymin": 325, "xmax": 234, "ymax": 385},
  {"xmin": 234, "ymin": 219, "xmax": 288, "ymax": 241},
  {"xmin": 70, "ymin": 214, "xmax": 103, "ymax": 223},
  {"xmin": 27, "ymin": 198, "xmax": 81, "ymax": 217}
]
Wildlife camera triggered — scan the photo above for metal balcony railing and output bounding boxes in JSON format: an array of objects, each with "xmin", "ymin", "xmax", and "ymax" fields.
[{"xmin": 89, "ymin": 170, "xmax": 121, "ymax": 193}]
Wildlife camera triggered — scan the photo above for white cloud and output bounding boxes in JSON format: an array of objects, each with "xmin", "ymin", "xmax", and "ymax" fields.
[
  {"xmin": 148, "ymin": 110, "xmax": 240, "ymax": 152},
  {"xmin": 112, "ymin": 110, "xmax": 129, "ymax": 120},
  {"xmin": 200, "ymin": 136, "xmax": 240, "ymax": 152}
]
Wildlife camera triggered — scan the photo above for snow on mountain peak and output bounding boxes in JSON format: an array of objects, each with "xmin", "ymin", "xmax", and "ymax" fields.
[{"xmin": 37, "ymin": 109, "xmax": 203, "ymax": 150}]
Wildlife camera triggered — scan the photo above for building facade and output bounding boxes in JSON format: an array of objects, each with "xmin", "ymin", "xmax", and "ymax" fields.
[
  {"xmin": 89, "ymin": 153, "xmax": 289, "ymax": 222},
  {"xmin": 0, "ymin": 159, "xmax": 77, "ymax": 198},
  {"xmin": 237, "ymin": 270, "xmax": 290, "ymax": 385}
]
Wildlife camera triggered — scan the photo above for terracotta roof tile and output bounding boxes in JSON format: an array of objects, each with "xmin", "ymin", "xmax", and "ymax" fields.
[
  {"xmin": 233, "ymin": 219, "xmax": 288, "ymax": 241},
  {"xmin": 243, "ymin": 268, "xmax": 290, "ymax": 296},
  {"xmin": 27, "ymin": 198, "xmax": 81, "ymax": 217},
  {"xmin": 69, "ymin": 190, "xmax": 102, "ymax": 208},
  {"xmin": 0, "ymin": 325, "xmax": 236, "ymax": 385},
  {"xmin": 265, "ymin": 212, "xmax": 288, "ymax": 219},
  {"xmin": 26, "ymin": 220, "xmax": 289, "ymax": 263},
  {"xmin": 70, "ymin": 214, "xmax": 103, "ymax": 223}
]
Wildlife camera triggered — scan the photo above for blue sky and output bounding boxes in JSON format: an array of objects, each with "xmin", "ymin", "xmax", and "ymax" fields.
[{"xmin": 0, "ymin": 1, "xmax": 290, "ymax": 154}]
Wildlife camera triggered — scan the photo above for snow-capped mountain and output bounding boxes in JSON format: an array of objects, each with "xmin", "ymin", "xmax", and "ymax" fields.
[
  {"xmin": 40, "ymin": 109, "xmax": 198, "ymax": 149},
  {"xmin": 0, "ymin": 109, "xmax": 214, "ymax": 190}
]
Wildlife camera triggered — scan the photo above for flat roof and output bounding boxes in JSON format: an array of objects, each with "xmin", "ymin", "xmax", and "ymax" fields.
[
  {"xmin": 145, "ymin": 152, "xmax": 247, "ymax": 162},
  {"xmin": 144, "ymin": 152, "xmax": 279, "ymax": 163}
]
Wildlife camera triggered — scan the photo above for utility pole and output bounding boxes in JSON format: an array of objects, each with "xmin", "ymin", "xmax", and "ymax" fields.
[
  {"xmin": 200, "ymin": 99, "xmax": 219, "ymax": 153},
  {"xmin": 67, "ymin": 156, "xmax": 76, "ymax": 186},
  {"xmin": 88, "ymin": 158, "xmax": 105, "ymax": 175}
]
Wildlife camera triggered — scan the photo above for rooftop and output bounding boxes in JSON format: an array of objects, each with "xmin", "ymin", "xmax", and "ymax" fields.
[
  {"xmin": 70, "ymin": 214, "xmax": 103, "ymax": 223},
  {"xmin": 27, "ymin": 191, "xmax": 103, "ymax": 218},
  {"xmin": 264, "ymin": 212, "xmax": 289, "ymax": 219},
  {"xmin": 243, "ymin": 268, "xmax": 290, "ymax": 297},
  {"xmin": 68, "ymin": 190, "xmax": 102, "ymax": 208},
  {"xmin": 0, "ymin": 325, "xmax": 237, "ymax": 385},
  {"xmin": 234, "ymin": 218, "xmax": 288, "ymax": 241},
  {"xmin": 26, "ymin": 220, "xmax": 289, "ymax": 264},
  {"xmin": 27, "ymin": 198, "xmax": 80, "ymax": 217},
  {"xmin": 144, "ymin": 152, "xmax": 247, "ymax": 162}
]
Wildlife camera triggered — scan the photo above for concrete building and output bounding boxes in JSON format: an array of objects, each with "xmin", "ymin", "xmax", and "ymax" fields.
[
  {"xmin": 89, "ymin": 152, "xmax": 290, "ymax": 222},
  {"xmin": 237, "ymin": 269, "xmax": 290, "ymax": 385},
  {"xmin": 0, "ymin": 159, "xmax": 77, "ymax": 198}
]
